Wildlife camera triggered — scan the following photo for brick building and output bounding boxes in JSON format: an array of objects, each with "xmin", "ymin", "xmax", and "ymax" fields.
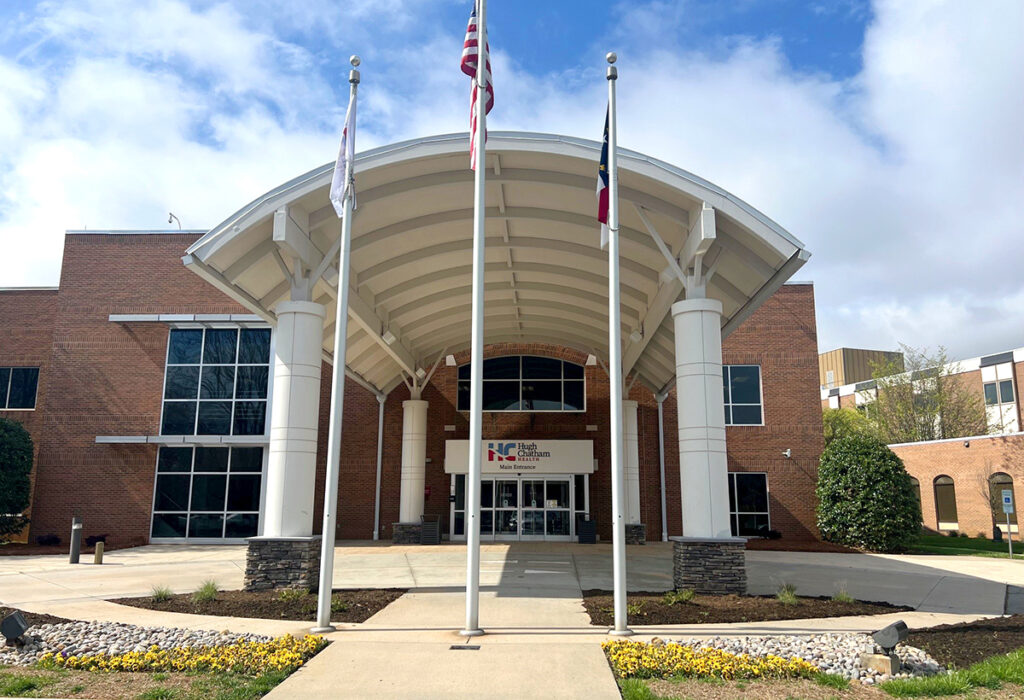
[
  {"xmin": 821, "ymin": 347, "xmax": 1024, "ymax": 537},
  {"xmin": 3, "ymin": 133, "xmax": 823, "ymax": 566}
]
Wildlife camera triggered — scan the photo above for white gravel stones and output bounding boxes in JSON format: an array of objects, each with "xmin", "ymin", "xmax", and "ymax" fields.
[
  {"xmin": 667, "ymin": 633, "xmax": 944, "ymax": 683},
  {"xmin": 0, "ymin": 620, "xmax": 272, "ymax": 667}
]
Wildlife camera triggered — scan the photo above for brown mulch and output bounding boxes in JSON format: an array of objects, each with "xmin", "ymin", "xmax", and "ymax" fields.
[
  {"xmin": 0, "ymin": 606, "xmax": 74, "ymax": 628},
  {"xmin": 112, "ymin": 588, "xmax": 406, "ymax": 623},
  {"xmin": 582, "ymin": 591, "xmax": 909, "ymax": 626},
  {"xmin": 908, "ymin": 615, "xmax": 1024, "ymax": 669},
  {"xmin": 745, "ymin": 538, "xmax": 856, "ymax": 553}
]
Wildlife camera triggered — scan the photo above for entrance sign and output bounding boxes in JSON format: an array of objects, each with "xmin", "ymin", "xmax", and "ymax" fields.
[{"xmin": 445, "ymin": 440, "xmax": 594, "ymax": 474}]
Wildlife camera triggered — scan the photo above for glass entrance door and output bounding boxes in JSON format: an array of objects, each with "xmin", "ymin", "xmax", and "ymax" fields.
[{"xmin": 451, "ymin": 475, "xmax": 579, "ymax": 541}]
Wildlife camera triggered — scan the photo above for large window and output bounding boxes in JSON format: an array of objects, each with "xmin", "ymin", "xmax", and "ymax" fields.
[
  {"xmin": 0, "ymin": 367, "xmax": 39, "ymax": 409},
  {"xmin": 723, "ymin": 365, "xmax": 762, "ymax": 425},
  {"xmin": 161, "ymin": 328, "xmax": 271, "ymax": 436},
  {"xmin": 727, "ymin": 472, "xmax": 769, "ymax": 536},
  {"xmin": 933, "ymin": 475, "xmax": 959, "ymax": 530},
  {"xmin": 990, "ymin": 473, "xmax": 1017, "ymax": 530},
  {"xmin": 456, "ymin": 356, "xmax": 585, "ymax": 412},
  {"xmin": 151, "ymin": 446, "xmax": 263, "ymax": 540}
]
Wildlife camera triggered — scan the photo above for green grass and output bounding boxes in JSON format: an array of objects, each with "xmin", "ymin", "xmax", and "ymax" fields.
[
  {"xmin": 831, "ymin": 587, "xmax": 855, "ymax": 604},
  {"xmin": 910, "ymin": 534, "xmax": 1018, "ymax": 559},
  {"xmin": 151, "ymin": 585, "xmax": 173, "ymax": 603},
  {"xmin": 776, "ymin": 582, "xmax": 799, "ymax": 606},
  {"xmin": 881, "ymin": 647, "xmax": 1024, "ymax": 697},
  {"xmin": 619, "ymin": 678, "xmax": 660, "ymax": 700},
  {"xmin": 814, "ymin": 672, "xmax": 850, "ymax": 689},
  {"xmin": 0, "ymin": 672, "xmax": 57, "ymax": 697},
  {"xmin": 191, "ymin": 579, "xmax": 219, "ymax": 604},
  {"xmin": 136, "ymin": 688, "xmax": 179, "ymax": 700},
  {"xmin": 189, "ymin": 671, "xmax": 289, "ymax": 700}
]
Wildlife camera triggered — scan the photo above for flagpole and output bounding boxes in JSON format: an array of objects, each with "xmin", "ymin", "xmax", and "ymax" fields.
[
  {"xmin": 606, "ymin": 51, "xmax": 632, "ymax": 637},
  {"xmin": 312, "ymin": 55, "xmax": 360, "ymax": 634},
  {"xmin": 461, "ymin": 0, "xmax": 487, "ymax": 638}
]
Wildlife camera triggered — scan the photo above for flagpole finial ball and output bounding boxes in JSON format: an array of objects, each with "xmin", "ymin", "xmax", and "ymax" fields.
[
  {"xmin": 606, "ymin": 52, "xmax": 617, "ymax": 64},
  {"xmin": 350, "ymin": 55, "xmax": 361, "ymax": 67}
]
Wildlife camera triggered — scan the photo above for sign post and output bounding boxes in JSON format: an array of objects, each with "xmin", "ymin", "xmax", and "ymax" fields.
[{"xmin": 1003, "ymin": 489, "xmax": 1014, "ymax": 559}]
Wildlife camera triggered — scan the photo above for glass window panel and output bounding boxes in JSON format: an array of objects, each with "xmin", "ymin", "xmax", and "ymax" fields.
[
  {"xmin": 154, "ymin": 475, "xmax": 190, "ymax": 511},
  {"xmin": 453, "ymin": 511, "xmax": 465, "ymax": 536},
  {"xmin": 735, "ymin": 474, "xmax": 768, "ymax": 512},
  {"xmin": 730, "ymin": 405, "xmax": 761, "ymax": 425},
  {"xmin": 546, "ymin": 510, "xmax": 570, "ymax": 536},
  {"xmin": 934, "ymin": 478, "xmax": 959, "ymax": 523},
  {"xmin": 523, "ymin": 480, "xmax": 544, "ymax": 508},
  {"xmin": 563, "ymin": 381, "xmax": 584, "ymax": 410},
  {"xmin": 564, "ymin": 362, "xmax": 584, "ymax": 379},
  {"xmin": 196, "ymin": 401, "xmax": 232, "ymax": 435},
  {"xmin": 480, "ymin": 510, "xmax": 493, "ymax": 535},
  {"xmin": 722, "ymin": 367, "xmax": 730, "ymax": 403},
  {"xmin": 227, "ymin": 474, "xmax": 261, "ymax": 511},
  {"xmin": 165, "ymin": 366, "xmax": 200, "ymax": 400},
  {"xmin": 497, "ymin": 481, "xmax": 517, "ymax": 508},
  {"xmin": 7, "ymin": 368, "xmax": 39, "ymax": 408},
  {"xmin": 224, "ymin": 513, "xmax": 259, "ymax": 538},
  {"xmin": 158, "ymin": 447, "xmax": 193, "ymax": 472},
  {"xmin": 723, "ymin": 405, "xmax": 732, "ymax": 425},
  {"xmin": 0, "ymin": 368, "xmax": 9, "ymax": 407},
  {"xmin": 230, "ymin": 447, "xmax": 263, "ymax": 472},
  {"xmin": 730, "ymin": 514, "xmax": 738, "ymax": 537},
  {"xmin": 194, "ymin": 447, "xmax": 229, "ymax": 471},
  {"xmin": 190, "ymin": 474, "xmax": 227, "ymax": 511},
  {"xmin": 161, "ymin": 401, "xmax": 196, "ymax": 435},
  {"xmin": 188, "ymin": 514, "xmax": 224, "ymax": 538},
  {"xmin": 200, "ymin": 366, "xmax": 235, "ymax": 399},
  {"xmin": 1001, "ymin": 380, "xmax": 1015, "ymax": 403},
  {"xmin": 233, "ymin": 401, "xmax": 267, "ymax": 435},
  {"xmin": 728, "ymin": 474, "xmax": 737, "ymax": 512},
  {"xmin": 482, "ymin": 356, "xmax": 520, "ymax": 379},
  {"xmin": 729, "ymin": 366, "xmax": 761, "ymax": 404},
  {"xmin": 481, "ymin": 481, "xmax": 493, "ymax": 508},
  {"xmin": 458, "ymin": 363, "xmax": 471, "ymax": 380},
  {"xmin": 151, "ymin": 513, "xmax": 187, "ymax": 538},
  {"xmin": 455, "ymin": 474, "xmax": 466, "ymax": 510},
  {"xmin": 546, "ymin": 481, "xmax": 569, "ymax": 508},
  {"xmin": 522, "ymin": 381, "xmax": 561, "ymax": 410},
  {"xmin": 482, "ymin": 381, "xmax": 520, "ymax": 410},
  {"xmin": 238, "ymin": 328, "xmax": 271, "ymax": 364},
  {"xmin": 522, "ymin": 356, "xmax": 561, "ymax": 379},
  {"xmin": 522, "ymin": 510, "xmax": 544, "ymax": 535},
  {"xmin": 235, "ymin": 366, "xmax": 268, "ymax": 399},
  {"xmin": 737, "ymin": 513, "xmax": 769, "ymax": 537},
  {"xmin": 457, "ymin": 381, "xmax": 470, "ymax": 410},
  {"xmin": 985, "ymin": 383, "xmax": 999, "ymax": 406},
  {"xmin": 167, "ymin": 329, "xmax": 202, "ymax": 364},
  {"xmin": 574, "ymin": 475, "xmax": 586, "ymax": 513},
  {"xmin": 496, "ymin": 510, "xmax": 518, "ymax": 534},
  {"xmin": 203, "ymin": 329, "xmax": 238, "ymax": 364}
]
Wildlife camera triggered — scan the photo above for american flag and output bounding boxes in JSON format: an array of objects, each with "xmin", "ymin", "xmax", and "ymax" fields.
[
  {"xmin": 597, "ymin": 107, "xmax": 609, "ymax": 249},
  {"xmin": 461, "ymin": 2, "xmax": 493, "ymax": 170}
]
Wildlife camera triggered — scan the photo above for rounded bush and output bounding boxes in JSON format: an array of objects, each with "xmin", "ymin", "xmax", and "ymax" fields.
[
  {"xmin": 0, "ymin": 417, "xmax": 34, "ymax": 541},
  {"xmin": 816, "ymin": 434, "xmax": 921, "ymax": 552}
]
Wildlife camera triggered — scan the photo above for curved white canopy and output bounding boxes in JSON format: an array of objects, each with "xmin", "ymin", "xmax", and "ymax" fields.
[{"xmin": 185, "ymin": 132, "xmax": 810, "ymax": 396}]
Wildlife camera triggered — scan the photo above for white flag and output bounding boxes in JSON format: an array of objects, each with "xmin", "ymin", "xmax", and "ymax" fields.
[{"xmin": 329, "ymin": 93, "xmax": 357, "ymax": 217}]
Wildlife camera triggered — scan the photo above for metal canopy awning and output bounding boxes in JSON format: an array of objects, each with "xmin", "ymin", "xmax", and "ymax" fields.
[{"xmin": 184, "ymin": 131, "xmax": 810, "ymax": 396}]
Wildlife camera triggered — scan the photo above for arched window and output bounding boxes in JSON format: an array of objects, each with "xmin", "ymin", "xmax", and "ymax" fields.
[
  {"xmin": 457, "ymin": 356, "xmax": 585, "ymax": 412},
  {"xmin": 933, "ymin": 476, "xmax": 959, "ymax": 531},
  {"xmin": 909, "ymin": 477, "xmax": 921, "ymax": 506},
  {"xmin": 989, "ymin": 472, "xmax": 1017, "ymax": 530}
]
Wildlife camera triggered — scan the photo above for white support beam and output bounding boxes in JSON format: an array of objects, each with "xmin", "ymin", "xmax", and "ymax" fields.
[
  {"xmin": 679, "ymin": 202, "xmax": 716, "ymax": 273},
  {"xmin": 634, "ymin": 203, "xmax": 685, "ymax": 284},
  {"xmin": 344, "ymin": 286, "xmax": 418, "ymax": 377},
  {"xmin": 272, "ymin": 205, "xmax": 339, "ymax": 289},
  {"xmin": 621, "ymin": 277, "xmax": 683, "ymax": 377}
]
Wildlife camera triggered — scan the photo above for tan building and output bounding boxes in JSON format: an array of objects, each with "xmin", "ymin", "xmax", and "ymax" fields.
[{"xmin": 818, "ymin": 347, "xmax": 903, "ymax": 389}]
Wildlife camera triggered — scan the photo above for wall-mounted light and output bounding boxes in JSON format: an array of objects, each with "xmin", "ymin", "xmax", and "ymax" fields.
[
  {"xmin": 964, "ymin": 440, "xmax": 970, "ymax": 448},
  {"xmin": 586, "ymin": 354, "xmax": 598, "ymax": 366},
  {"xmin": 782, "ymin": 448, "xmax": 792, "ymax": 459},
  {"xmin": 629, "ymin": 329, "xmax": 643, "ymax": 343},
  {"xmin": 381, "ymin": 329, "xmax": 396, "ymax": 345}
]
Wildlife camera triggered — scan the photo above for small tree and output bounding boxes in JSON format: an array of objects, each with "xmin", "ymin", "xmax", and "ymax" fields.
[
  {"xmin": 822, "ymin": 407, "xmax": 878, "ymax": 446},
  {"xmin": 0, "ymin": 418, "xmax": 33, "ymax": 542},
  {"xmin": 816, "ymin": 433, "xmax": 921, "ymax": 552},
  {"xmin": 870, "ymin": 345, "xmax": 988, "ymax": 444}
]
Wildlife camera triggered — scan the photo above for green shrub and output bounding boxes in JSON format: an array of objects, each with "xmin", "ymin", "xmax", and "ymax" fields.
[
  {"xmin": 330, "ymin": 596, "xmax": 349, "ymax": 613},
  {"xmin": 150, "ymin": 585, "xmax": 173, "ymax": 603},
  {"xmin": 816, "ymin": 434, "xmax": 922, "ymax": 552},
  {"xmin": 191, "ymin": 579, "xmax": 218, "ymax": 604},
  {"xmin": 626, "ymin": 601, "xmax": 646, "ymax": 617},
  {"xmin": 277, "ymin": 588, "xmax": 307, "ymax": 603},
  {"xmin": 832, "ymin": 587, "xmax": 855, "ymax": 603},
  {"xmin": 776, "ymin": 582, "xmax": 799, "ymax": 605},
  {"xmin": 0, "ymin": 419, "xmax": 33, "ymax": 542},
  {"xmin": 662, "ymin": 589, "xmax": 696, "ymax": 606}
]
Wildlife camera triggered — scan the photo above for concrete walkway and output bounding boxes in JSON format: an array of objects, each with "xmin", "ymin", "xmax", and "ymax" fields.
[{"xmin": 3, "ymin": 542, "xmax": 1022, "ymax": 698}]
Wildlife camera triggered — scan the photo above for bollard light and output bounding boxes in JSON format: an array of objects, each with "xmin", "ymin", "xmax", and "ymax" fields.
[
  {"xmin": 1, "ymin": 611, "xmax": 28, "ymax": 646},
  {"xmin": 872, "ymin": 620, "xmax": 908, "ymax": 654}
]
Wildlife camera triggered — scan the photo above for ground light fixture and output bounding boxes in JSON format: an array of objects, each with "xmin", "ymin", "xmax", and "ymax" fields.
[
  {"xmin": 1, "ymin": 611, "xmax": 28, "ymax": 646},
  {"xmin": 872, "ymin": 620, "xmax": 908, "ymax": 655}
]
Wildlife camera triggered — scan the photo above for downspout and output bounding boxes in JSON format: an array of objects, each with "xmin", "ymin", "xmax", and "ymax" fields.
[
  {"xmin": 372, "ymin": 393, "xmax": 387, "ymax": 540},
  {"xmin": 656, "ymin": 391, "xmax": 668, "ymax": 542}
]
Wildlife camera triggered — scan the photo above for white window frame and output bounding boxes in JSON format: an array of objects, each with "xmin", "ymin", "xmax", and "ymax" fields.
[
  {"xmin": 456, "ymin": 355, "xmax": 587, "ymax": 413},
  {"xmin": 723, "ymin": 364, "xmax": 764, "ymax": 426}
]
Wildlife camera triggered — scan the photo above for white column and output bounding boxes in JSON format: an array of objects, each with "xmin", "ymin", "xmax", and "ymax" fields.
[
  {"xmin": 399, "ymin": 399, "xmax": 428, "ymax": 523},
  {"xmin": 622, "ymin": 400, "xmax": 641, "ymax": 524},
  {"xmin": 264, "ymin": 300, "xmax": 326, "ymax": 537},
  {"xmin": 672, "ymin": 298, "xmax": 732, "ymax": 539}
]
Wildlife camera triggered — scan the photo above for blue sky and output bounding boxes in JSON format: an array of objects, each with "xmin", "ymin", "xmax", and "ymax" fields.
[{"xmin": 1, "ymin": 1, "xmax": 1022, "ymax": 359}]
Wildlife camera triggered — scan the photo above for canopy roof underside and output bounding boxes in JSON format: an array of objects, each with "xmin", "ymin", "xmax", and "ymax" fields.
[{"xmin": 185, "ymin": 132, "xmax": 810, "ymax": 396}]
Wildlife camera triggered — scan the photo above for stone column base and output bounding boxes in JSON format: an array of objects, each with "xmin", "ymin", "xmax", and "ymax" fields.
[
  {"xmin": 244, "ymin": 536, "xmax": 321, "ymax": 592},
  {"xmin": 392, "ymin": 523, "xmax": 423, "ymax": 544},
  {"xmin": 671, "ymin": 536, "xmax": 746, "ymax": 594},
  {"xmin": 625, "ymin": 523, "xmax": 646, "ymax": 545}
]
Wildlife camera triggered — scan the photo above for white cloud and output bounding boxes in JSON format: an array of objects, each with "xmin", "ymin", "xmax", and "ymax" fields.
[{"xmin": 0, "ymin": 0, "xmax": 1022, "ymax": 362}]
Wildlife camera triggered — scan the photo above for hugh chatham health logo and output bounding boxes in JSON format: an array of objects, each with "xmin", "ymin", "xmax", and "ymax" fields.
[
  {"xmin": 487, "ymin": 442, "xmax": 516, "ymax": 462},
  {"xmin": 486, "ymin": 442, "xmax": 552, "ymax": 467}
]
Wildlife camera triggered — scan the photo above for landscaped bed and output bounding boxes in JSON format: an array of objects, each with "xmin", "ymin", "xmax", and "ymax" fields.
[
  {"xmin": 906, "ymin": 615, "xmax": 1024, "ymax": 669},
  {"xmin": 113, "ymin": 587, "xmax": 406, "ymax": 623},
  {"xmin": 582, "ymin": 590, "xmax": 909, "ymax": 626},
  {"xmin": 0, "ymin": 607, "xmax": 73, "ymax": 628}
]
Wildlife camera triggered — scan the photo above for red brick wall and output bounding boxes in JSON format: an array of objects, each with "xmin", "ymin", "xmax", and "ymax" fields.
[
  {"xmin": 0, "ymin": 289, "xmax": 58, "ymax": 541},
  {"xmin": 892, "ymin": 434, "xmax": 1024, "ymax": 537}
]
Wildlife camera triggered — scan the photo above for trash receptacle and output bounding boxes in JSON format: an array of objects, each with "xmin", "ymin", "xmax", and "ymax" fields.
[
  {"xmin": 421, "ymin": 514, "xmax": 441, "ymax": 545},
  {"xmin": 576, "ymin": 514, "xmax": 596, "ymax": 544}
]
